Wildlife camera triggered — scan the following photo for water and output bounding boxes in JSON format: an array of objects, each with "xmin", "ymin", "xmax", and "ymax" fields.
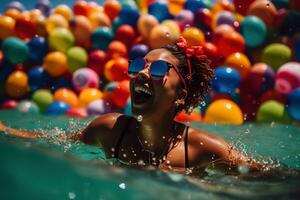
[{"xmin": 1, "ymin": 110, "xmax": 300, "ymax": 200}]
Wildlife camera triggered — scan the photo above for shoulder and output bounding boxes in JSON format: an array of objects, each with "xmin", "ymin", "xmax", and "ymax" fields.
[{"xmin": 87, "ymin": 112, "xmax": 124, "ymax": 130}]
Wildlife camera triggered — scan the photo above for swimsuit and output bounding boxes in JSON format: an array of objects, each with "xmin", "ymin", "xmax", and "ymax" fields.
[{"xmin": 113, "ymin": 116, "xmax": 189, "ymax": 169}]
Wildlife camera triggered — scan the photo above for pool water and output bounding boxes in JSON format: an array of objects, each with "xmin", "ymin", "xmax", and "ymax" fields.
[{"xmin": 1, "ymin": 110, "xmax": 300, "ymax": 200}]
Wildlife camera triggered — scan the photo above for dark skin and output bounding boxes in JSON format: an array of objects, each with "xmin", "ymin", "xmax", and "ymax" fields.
[{"xmin": 0, "ymin": 49, "xmax": 260, "ymax": 174}]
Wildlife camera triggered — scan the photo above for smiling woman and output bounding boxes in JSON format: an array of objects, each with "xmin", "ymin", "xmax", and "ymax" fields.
[{"xmin": 0, "ymin": 37, "xmax": 261, "ymax": 175}]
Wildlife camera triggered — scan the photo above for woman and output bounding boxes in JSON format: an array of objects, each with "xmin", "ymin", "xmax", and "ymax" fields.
[{"xmin": 0, "ymin": 37, "xmax": 259, "ymax": 174}]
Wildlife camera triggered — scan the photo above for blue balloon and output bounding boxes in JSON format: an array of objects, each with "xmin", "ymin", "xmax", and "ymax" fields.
[
  {"xmin": 185, "ymin": 0, "xmax": 211, "ymax": 14},
  {"xmin": 46, "ymin": 101, "xmax": 70, "ymax": 115},
  {"xmin": 119, "ymin": 6, "xmax": 140, "ymax": 26},
  {"xmin": 212, "ymin": 67, "xmax": 241, "ymax": 94},
  {"xmin": 35, "ymin": 0, "xmax": 51, "ymax": 16},
  {"xmin": 91, "ymin": 27, "xmax": 114, "ymax": 50},
  {"xmin": 129, "ymin": 44, "xmax": 149, "ymax": 59},
  {"xmin": 28, "ymin": 66, "xmax": 51, "ymax": 91},
  {"xmin": 27, "ymin": 37, "xmax": 48, "ymax": 64},
  {"xmin": 148, "ymin": 2, "xmax": 172, "ymax": 22},
  {"xmin": 287, "ymin": 88, "xmax": 300, "ymax": 121},
  {"xmin": 0, "ymin": 60, "xmax": 13, "ymax": 84},
  {"xmin": 51, "ymin": 77, "xmax": 73, "ymax": 92}
]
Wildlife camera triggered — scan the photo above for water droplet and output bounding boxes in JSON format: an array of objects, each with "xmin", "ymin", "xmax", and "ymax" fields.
[
  {"xmin": 244, "ymin": 129, "xmax": 250, "ymax": 134},
  {"xmin": 111, "ymin": 148, "xmax": 115, "ymax": 152},
  {"xmin": 199, "ymin": 142, "xmax": 204, "ymax": 146},
  {"xmin": 137, "ymin": 115, "xmax": 143, "ymax": 122},
  {"xmin": 238, "ymin": 164, "xmax": 249, "ymax": 175},
  {"xmin": 138, "ymin": 160, "xmax": 145, "ymax": 165},
  {"xmin": 165, "ymin": 32, "xmax": 170, "ymax": 37},
  {"xmin": 162, "ymin": 136, "xmax": 166, "ymax": 139},
  {"xmin": 177, "ymin": 135, "xmax": 182, "ymax": 139},
  {"xmin": 119, "ymin": 183, "xmax": 126, "ymax": 190},
  {"xmin": 122, "ymin": 153, "xmax": 127, "ymax": 158},
  {"xmin": 144, "ymin": 140, "xmax": 148, "ymax": 144},
  {"xmin": 184, "ymin": 24, "xmax": 191, "ymax": 30},
  {"xmin": 166, "ymin": 160, "xmax": 171, "ymax": 164},
  {"xmin": 68, "ymin": 192, "xmax": 76, "ymax": 199}
]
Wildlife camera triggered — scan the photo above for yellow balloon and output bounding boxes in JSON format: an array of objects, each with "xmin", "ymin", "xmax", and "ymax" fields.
[
  {"xmin": 204, "ymin": 99, "xmax": 243, "ymax": 125},
  {"xmin": 45, "ymin": 14, "xmax": 69, "ymax": 33},
  {"xmin": 43, "ymin": 51, "xmax": 68, "ymax": 77},
  {"xmin": 53, "ymin": 4, "xmax": 73, "ymax": 21},
  {"xmin": 161, "ymin": 20, "xmax": 180, "ymax": 42},
  {"xmin": 182, "ymin": 27, "xmax": 205, "ymax": 46},
  {"xmin": 0, "ymin": 16, "xmax": 15, "ymax": 39},
  {"xmin": 149, "ymin": 24, "xmax": 173, "ymax": 49},
  {"xmin": 79, "ymin": 88, "xmax": 103, "ymax": 108},
  {"xmin": 5, "ymin": 71, "xmax": 28, "ymax": 98},
  {"xmin": 137, "ymin": 14, "xmax": 159, "ymax": 39}
]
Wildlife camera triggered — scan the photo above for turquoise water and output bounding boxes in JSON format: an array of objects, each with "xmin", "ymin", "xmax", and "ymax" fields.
[{"xmin": 1, "ymin": 110, "xmax": 300, "ymax": 200}]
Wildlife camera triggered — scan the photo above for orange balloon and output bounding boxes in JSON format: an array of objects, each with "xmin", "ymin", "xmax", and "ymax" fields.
[
  {"xmin": 70, "ymin": 16, "xmax": 93, "ymax": 48},
  {"xmin": 4, "ymin": 8, "xmax": 22, "ymax": 20},
  {"xmin": 0, "ymin": 16, "xmax": 15, "ymax": 39},
  {"xmin": 247, "ymin": 0, "xmax": 277, "ymax": 27},
  {"xmin": 54, "ymin": 88, "xmax": 79, "ymax": 107},
  {"xmin": 104, "ymin": 58, "xmax": 129, "ymax": 81},
  {"xmin": 182, "ymin": 27, "xmax": 205, "ymax": 46},
  {"xmin": 5, "ymin": 71, "xmax": 28, "ymax": 98},
  {"xmin": 43, "ymin": 51, "xmax": 68, "ymax": 77},
  {"xmin": 45, "ymin": 14, "xmax": 69, "ymax": 33},
  {"xmin": 53, "ymin": 4, "xmax": 73, "ymax": 21},
  {"xmin": 137, "ymin": 14, "xmax": 159, "ymax": 39},
  {"xmin": 149, "ymin": 24, "xmax": 173, "ymax": 49},
  {"xmin": 107, "ymin": 40, "xmax": 127, "ymax": 59},
  {"xmin": 168, "ymin": 0, "xmax": 185, "ymax": 15},
  {"xmin": 224, "ymin": 52, "xmax": 251, "ymax": 79},
  {"xmin": 79, "ymin": 88, "xmax": 103, "ymax": 108},
  {"xmin": 103, "ymin": 0, "xmax": 121, "ymax": 21},
  {"xmin": 89, "ymin": 12, "xmax": 111, "ymax": 29},
  {"xmin": 175, "ymin": 111, "xmax": 202, "ymax": 122},
  {"xmin": 215, "ymin": 31, "xmax": 245, "ymax": 58},
  {"xmin": 73, "ymin": 0, "xmax": 92, "ymax": 16}
]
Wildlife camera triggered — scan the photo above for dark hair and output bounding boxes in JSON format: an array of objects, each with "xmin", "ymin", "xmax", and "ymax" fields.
[{"xmin": 163, "ymin": 44, "xmax": 214, "ymax": 113}]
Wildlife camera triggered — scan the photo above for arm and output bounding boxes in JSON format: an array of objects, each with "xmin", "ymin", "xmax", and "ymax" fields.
[{"xmin": 0, "ymin": 121, "xmax": 45, "ymax": 139}]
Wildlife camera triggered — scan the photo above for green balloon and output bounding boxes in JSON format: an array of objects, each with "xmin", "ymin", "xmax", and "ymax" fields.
[
  {"xmin": 2, "ymin": 37, "xmax": 29, "ymax": 65},
  {"xmin": 48, "ymin": 28, "xmax": 75, "ymax": 53},
  {"xmin": 256, "ymin": 100, "xmax": 291, "ymax": 123},
  {"xmin": 32, "ymin": 89, "xmax": 53, "ymax": 113},
  {"xmin": 262, "ymin": 43, "xmax": 292, "ymax": 70},
  {"xmin": 67, "ymin": 47, "xmax": 88, "ymax": 72}
]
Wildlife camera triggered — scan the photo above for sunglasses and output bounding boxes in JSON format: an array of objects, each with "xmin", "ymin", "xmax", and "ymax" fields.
[{"xmin": 128, "ymin": 58, "xmax": 187, "ymax": 89}]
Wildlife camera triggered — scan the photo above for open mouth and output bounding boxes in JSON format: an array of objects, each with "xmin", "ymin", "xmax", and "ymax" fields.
[{"xmin": 131, "ymin": 79, "xmax": 154, "ymax": 108}]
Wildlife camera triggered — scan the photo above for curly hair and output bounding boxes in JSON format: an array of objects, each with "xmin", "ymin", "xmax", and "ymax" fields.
[{"xmin": 163, "ymin": 44, "xmax": 214, "ymax": 113}]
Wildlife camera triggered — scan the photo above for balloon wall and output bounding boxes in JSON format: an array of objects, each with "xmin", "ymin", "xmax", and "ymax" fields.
[{"xmin": 0, "ymin": 0, "xmax": 300, "ymax": 126}]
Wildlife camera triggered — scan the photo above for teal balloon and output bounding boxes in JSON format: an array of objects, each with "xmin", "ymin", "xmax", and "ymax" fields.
[
  {"xmin": 91, "ymin": 27, "xmax": 114, "ymax": 50},
  {"xmin": 112, "ymin": 17, "xmax": 122, "ymax": 32},
  {"xmin": 2, "ymin": 37, "xmax": 29, "ymax": 65},
  {"xmin": 240, "ymin": 16, "xmax": 267, "ymax": 48}
]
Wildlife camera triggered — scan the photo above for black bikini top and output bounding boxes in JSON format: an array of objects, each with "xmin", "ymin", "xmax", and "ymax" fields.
[{"xmin": 113, "ymin": 116, "xmax": 189, "ymax": 169}]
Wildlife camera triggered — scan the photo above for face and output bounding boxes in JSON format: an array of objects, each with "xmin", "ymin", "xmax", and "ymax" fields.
[{"xmin": 129, "ymin": 48, "xmax": 183, "ymax": 116}]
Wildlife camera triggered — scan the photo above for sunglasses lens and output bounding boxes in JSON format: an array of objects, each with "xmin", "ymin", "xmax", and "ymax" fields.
[
  {"xmin": 150, "ymin": 60, "xmax": 169, "ymax": 78},
  {"xmin": 128, "ymin": 58, "xmax": 146, "ymax": 76}
]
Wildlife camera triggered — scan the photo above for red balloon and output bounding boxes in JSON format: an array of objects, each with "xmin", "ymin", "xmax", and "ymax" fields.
[
  {"xmin": 15, "ymin": 17, "xmax": 36, "ymax": 39},
  {"xmin": 115, "ymin": 25, "xmax": 136, "ymax": 48},
  {"xmin": 112, "ymin": 80, "xmax": 130, "ymax": 108},
  {"xmin": 215, "ymin": 31, "xmax": 245, "ymax": 58},
  {"xmin": 233, "ymin": 0, "xmax": 255, "ymax": 15},
  {"xmin": 87, "ymin": 50, "xmax": 107, "ymax": 76}
]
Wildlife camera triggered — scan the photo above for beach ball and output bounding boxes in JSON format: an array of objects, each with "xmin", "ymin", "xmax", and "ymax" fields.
[
  {"xmin": 248, "ymin": 63, "xmax": 275, "ymax": 95},
  {"xmin": 5, "ymin": 1, "xmax": 25, "ymax": 12},
  {"xmin": 48, "ymin": 28, "xmax": 74, "ymax": 53},
  {"xmin": 275, "ymin": 62, "xmax": 300, "ymax": 94},
  {"xmin": 27, "ymin": 37, "xmax": 48, "ymax": 64},
  {"xmin": 2, "ymin": 37, "xmax": 29, "ymax": 65},
  {"xmin": 5, "ymin": 71, "xmax": 28, "ymax": 98},
  {"xmin": 174, "ymin": 10, "xmax": 194, "ymax": 31},
  {"xmin": 0, "ymin": 16, "xmax": 16, "ymax": 40},
  {"xmin": 17, "ymin": 100, "xmax": 39, "ymax": 113},
  {"xmin": 35, "ymin": 0, "xmax": 51, "ymax": 16},
  {"xmin": 70, "ymin": 16, "xmax": 93, "ymax": 48},
  {"xmin": 204, "ymin": 99, "xmax": 243, "ymax": 125},
  {"xmin": 149, "ymin": 24, "xmax": 173, "ymax": 49},
  {"xmin": 185, "ymin": 0, "xmax": 210, "ymax": 14},
  {"xmin": 262, "ymin": 43, "xmax": 292, "ymax": 70},
  {"xmin": 14, "ymin": 16, "xmax": 36, "ymax": 39},
  {"xmin": 119, "ymin": 6, "xmax": 140, "ymax": 26},
  {"xmin": 28, "ymin": 66, "xmax": 51, "ymax": 91},
  {"xmin": 107, "ymin": 41, "xmax": 127, "ymax": 59},
  {"xmin": 294, "ymin": 37, "xmax": 300, "ymax": 61},
  {"xmin": 148, "ymin": 1, "xmax": 171, "ymax": 22},
  {"xmin": 247, "ymin": 0, "xmax": 277, "ymax": 27},
  {"xmin": 79, "ymin": 88, "xmax": 103, "ymax": 108},
  {"xmin": 215, "ymin": 31, "xmax": 245, "ymax": 58},
  {"xmin": 115, "ymin": 25, "xmax": 136, "ymax": 48},
  {"xmin": 67, "ymin": 47, "xmax": 88, "ymax": 72},
  {"xmin": 104, "ymin": 57, "xmax": 129, "ymax": 82},
  {"xmin": 53, "ymin": 4, "xmax": 73, "ymax": 21},
  {"xmin": 66, "ymin": 107, "xmax": 88, "ymax": 118},
  {"xmin": 87, "ymin": 99, "xmax": 112, "ymax": 115},
  {"xmin": 233, "ymin": 0, "xmax": 255, "ymax": 15},
  {"xmin": 137, "ymin": 14, "xmax": 159, "ymax": 39},
  {"xmin": 287, "ymin": 88, "xmax": 300, "ymax": 121},
  {"xmin": 46, "ymin": 101, "xmax": 71, "ymax": 115},
  {"xmin": 91, "ymin": 27, "xmax": 114, "ymax": 50},
  {"xmin": 54, "ymin": 88, "xmax": 78, "ymax": 107},
  {"xmin": 129, "ymin": 44, "xmax": 149, "ymax": 59},
  {"xmin": 161, "ymin": 20, "xmax": 180, "ymax": 41},
  {"xmin": 73, "ymin": 0, "xmax": 91, "ymax": 17},
  {"xmin": 256, "ymin": 100, "xmax": 291, "ymax": 123},
  {"xmin": 45, "ymin": 14, "xmax": 69, "ymax": 33},
  {"xmin": 32, "ymin": 89, "xmax": 53, "ymax": 112},
  {"xmin": 87, "ymin": 50, "xmax": 107, "ymax": 76},
  {"xmin": 72, "ymin": 68, "xmax": 99, "ymax": 92},
  {"xmin": 240, "ymin": 16, "xmax": 267, "ymax": 48},
  {"xmin": 182, "ymin": 27, "xmax": 205, "ymax": 46},
  {"xmin": 224, "ymin": 52, "xmax": 251, "ymax": 79},
  {"xmin": 212, "ymin": 67, "xmax": 241, "ymax": 94},
  {"xmin": 103, "ymin": 0, "xmax": 121, "ymax": 21},
  {"xmin": 43, "ymin": 51, "xmax": 68, "ymax": 77},
  {"xmin": 89, "ymin": 12, "xmax": 111, "ymax": 29},
  {"xmin": 112, "ymin": 80, "xmax": 130, "ymax": 108}
]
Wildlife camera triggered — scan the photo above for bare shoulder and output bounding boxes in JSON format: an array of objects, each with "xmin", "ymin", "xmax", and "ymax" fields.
[{"xmin": 87, "ymin": 112, "xmax": 123, "ymax": 130}]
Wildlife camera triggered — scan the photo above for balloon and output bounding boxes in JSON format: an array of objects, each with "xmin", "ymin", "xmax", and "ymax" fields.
[
  {"xmin": 137, "ymin": 14, "xmax": 159, "ymax": 39},
  {"xmin": 148, "ymin": 2, "xmax": 171, "ymax": 22},
  {"xmin": 185, "ymin": 0, "xmax": 211, "ymax": 14},
  {"xmin": 182, "ymin": 27, "xmax": 205, "ymax": 46},
  {"xmin": 240, "ymin": 16, "xmax": 267, "ymax": 48},
  {"xmin": 175, "ymin": 111, "xmax": 202, "ymax": 122},
  {"xmin": 5, "ymin": 1, "xmax": 25, "ymax": 12},
  {"xmin": 224, "ymin": 52, "xmax": 251, "ymax": 79},
  {"xmin": 70, "ymin": 16, "xmax": 93, "ymax": 48},
  {"xmin": 129, "ymin": 44, "xmax": 149, "ymax": 59},
  {"xmin": 91, "ymin": 27, "xmax": 114, "ymax": 50},
  {"xmin": 287, "ymin": 88, "xmax": 300, "ymax": 121},
  {"xmin": 213, "ymin": 11, "xmax": 235, "ymax": 28},
  {"xmin": 262, "ymin": 43, "xmax": 292, "ymax": 70},
  {"xmin": 161, "ymin": 20, "xmax": 180, "ymax": 41},
  {"xmin": 27, "ymin": 37, "xmax": 48, "ymax": 64},
  {"xmin": 35, "ymin": 0, "xmax": 51, "ymax": 16},
  {"xmin": 14, "ymin": 16, "xmax": 36, "ymax": 39},
  {"xmin": 2, "ymin": 37, "xmax": 29, "ymax": 65},
  {"xmin": 66, "ymin": 107, "xmax": 88, "ymax": 118},
  {"xmin": 149, "ymin": 24, "xmax": 173, "ymax": 49},
  {"xmin": 115, "ymin": 25, "xmax": 136, "ymax": 47},
  {"xmin": 104, "ymin": 57, "xmax": 129, "ymax": 81},
  {"xmin": 46, "ymin": 101, "xmax": 71, "ymax": 115},
  {"xmin": 53, "ymin": 88, "xmax": 78, "ymax": 107},
  {"xmin": 17, "ymin": 100, "xmax": 39, "ymax": 113},
  {"xmin": 79, "ymin": 88, "xmax": 103, "ymax": 108},
  {"xmin": 67, "ymin": 46, "xmax": 88, "ymax": 72},
  {"xmin": 43, "ymin": 51, "xmax": 68, "ymax": 77},
  {"xmin": 212, "ymin": 67, "xmax": 241, "ymax": 94},
  {"xmin": 73, "ymin": 0, "xmax": 91, "ymax": 16},
  {"xmin": 256, "ymin": 100, "xmax": 291, "ymax": 123},
  {"xmin": 87, "ymin": 50, "xmax": 107, "ymax": 76},
  {"xmin": 215, "ymin": 31, "xmax": 245, "ymax": 58},
  {"xmin": 247, "ymin": 0, "xmax": 277, "ymax": 27},
  {"xmin": 87, "ymin": 99, "xmax": 112, "ymax": 115},
  {"xmin": 103, "ymin": 0, "xmax": 122, "ymax": 21},
  {"xmin": 204, "ymin": 99, "xmax": 243, "ymax": 125},
  {"xmin": 89, "ymin": 12, "xmax": 111, "ymax": 29},
  {"xmin": 195, "ymin": 8, "xmax": 212, "ymax": 28},
  {"xmin": 72, "ymin": 68, "xmax": 99, "ymax": 92},
  {"xmin": 53, "ymin": 4, "xmax": 73, "ymax": 21},
  {"xmin": 28, "ymin": 66, "xmax": 51, "ymax": 91},
  {"xmin": 119, "ymin": 6, "xmax": 140, "ymax": 26},
  {"xmin": 51, "ymin": 77, "xmax": 73, "ymax": 92},
  {"xmin": 32, "ymin": 89, "xmax": 53, "ymax": 112},
  {"xmin": 112, "ymin": 80, "xmax": 130, "ymax": 108},
  {"xmin": 0, "ymin": 16, "xmax": 16, "ymax": 40},
  {"xmin": 48, "ymin": 27, "xmax": 75, "ymax": 53},
  {"xmin": 0, "ymin": 99, "xmax": 17, "ymax": 109},
  {"xmin": 174, "ymin": 10, "xmax": 194, "ymax": 31},
  {"xmin": 45, "ymin": 14, "xmax": 69, "ymax": 33},
  {"xmin": 275, "ymin": 62, "xmax": 300, "ymax": 94},
  {"xmin": 233, "ymin": 0, "xmax": 255, "ymax": 15},
  {"xmin": 107, "ymin": 40, "xmax": 127, "ymax": 59},
  {"xmin": 5, "ymin": 71, "xmax": 28, "ymax": 98}
]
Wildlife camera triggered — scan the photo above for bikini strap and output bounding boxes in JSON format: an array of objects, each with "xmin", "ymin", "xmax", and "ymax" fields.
[
  {"xmin": 184, "ymin": 126, "xmax": 189, "ymax": 169},
  {"xmin": 114, "ymin": 116, "xmax": 131, "ymax": 159}
]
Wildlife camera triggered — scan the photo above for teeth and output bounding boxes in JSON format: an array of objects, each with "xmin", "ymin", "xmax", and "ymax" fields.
[{"xmin": 134, "ymin": 86, "xmax": 152, "ymax": 95}]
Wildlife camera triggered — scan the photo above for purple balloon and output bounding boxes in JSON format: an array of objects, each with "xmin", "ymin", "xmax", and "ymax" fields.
[{"xmin": 87, "ymin": 99, "xmax": 112, "ymax": 115}]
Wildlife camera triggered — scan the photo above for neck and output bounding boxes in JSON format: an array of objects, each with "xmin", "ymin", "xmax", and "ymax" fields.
[{"xmin": 134, "ymin": 109, "xmax": 177, "ymax": 154}]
